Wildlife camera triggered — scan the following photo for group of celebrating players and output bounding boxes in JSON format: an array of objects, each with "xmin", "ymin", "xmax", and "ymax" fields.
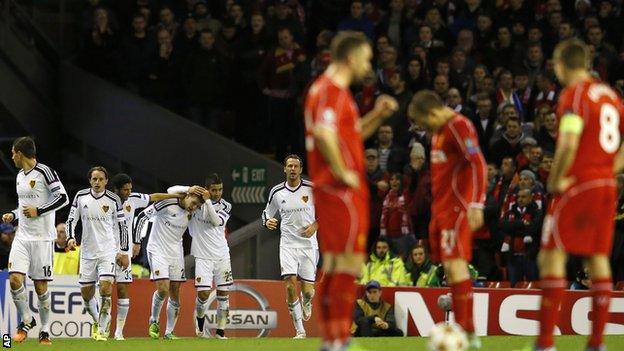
[{"xmin": 3, "ymin": 31, "xmax": 624, "ymax": 351}]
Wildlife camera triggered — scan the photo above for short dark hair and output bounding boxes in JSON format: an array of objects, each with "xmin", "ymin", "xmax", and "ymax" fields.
[
  {"xmin": 284, "ymin": 154, "xmax": 303, "ymax": 167},
  {"xmin": 88, "ymin": 166, "xmax": 108, "ymax": 179},
  {"xmin": 12, "ymin": 137, "xmax": 36, "ymax": 158},
  {"xmin": 330, "ymin": 31, "xmax": 369, "ymax": 62},
  {"xmin": 553, "ymin": 38, "xmax": 589, "ymax": 70},
  {"xmin": 205, "ymin": 173, "xmax": 222, "ymax": 187},
  {"xmin": 408, "ymin": 90, "xmax": 444, "ymax": 120},
  {"xmin": 111, "ymin": 173, "xmax": 132, "ymax": 190}
]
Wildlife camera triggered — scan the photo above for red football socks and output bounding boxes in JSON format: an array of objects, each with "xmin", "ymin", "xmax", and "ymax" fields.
[
  {"xmin": 327, "ymin": 272, "xmax": 357, "ymax": 341},
  {"xmin": 588, "ymin": 278, "xmax": 612, "ymax": 348},
  {"xmin": 536, "ymin": 276, "xmax": 566, "ymax": 348},
  {"xmin": 451, "ymin": 279, "xmax": 474, "ymax": 333},
  {"xmin": 316, "ymin": 271, "xmax": 332, "ymax": 341}
]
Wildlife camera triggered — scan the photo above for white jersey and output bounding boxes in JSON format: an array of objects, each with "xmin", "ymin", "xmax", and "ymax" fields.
[
  {"xmin": 67, "ymin": 189, "xmax": 128, "ymax": 259},
  {"xmin": 135, "ymin": 199, "xmax": 191, "ymax": 260},
  {"xmin": 262, "ymin": 179, "xmax": 318, "ymax": 249},
  {"xmin": 13, "ymin": 163, "xmax": 69, "ymax": 241},
  {"xmin": 167, "ymin": 185, "xmax": 231, "ymax": 260},
  {"xmin": 121, "ymin": 192, "xmax": 150, "ymax": 252}
]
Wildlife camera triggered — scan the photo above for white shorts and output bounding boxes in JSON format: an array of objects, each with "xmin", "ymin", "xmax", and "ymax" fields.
[
  {"xmin": 147, "ymin": 252, "xmax": 186, "ymax": 282},
  {"xmin": 79, "ymin": 254, "xmax": 117, "ymax": 285},
  {"xmin": 8, "ymin": 239, "xmax": 53, "ymax": 281},
  {"xmin": 194, "ymin": 257, "xmax": 233, "ymax": 292},
  {"xmin": 279, "ymin": 247, "xmax": 319, "ymax": 283},
  {"xmin": 115, "ymin": 252, "xmax": 133, "ymax": 283}
]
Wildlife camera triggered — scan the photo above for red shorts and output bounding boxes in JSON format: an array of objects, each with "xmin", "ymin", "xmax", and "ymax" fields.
[
  {"xmin": 429, "ymin": 210, "xmax": 473, "ymax": 263},
  {"xmin": 541, "ymin": 179, "xmax": 616, "ymax": 256},
  {"xmin": 314, "ymin": 186, "xmax": 369, "ymax": 254}
]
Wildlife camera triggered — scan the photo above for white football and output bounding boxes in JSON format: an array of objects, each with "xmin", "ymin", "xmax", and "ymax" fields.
[{"xmin": 427, "ymin": 322, "xmax": 469, "ymax": 351}]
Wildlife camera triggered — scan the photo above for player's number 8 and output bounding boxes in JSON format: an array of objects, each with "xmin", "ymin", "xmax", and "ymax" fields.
[{"xmin": 599, "ymin": 103, "xmax": 620, "ymax": 153}]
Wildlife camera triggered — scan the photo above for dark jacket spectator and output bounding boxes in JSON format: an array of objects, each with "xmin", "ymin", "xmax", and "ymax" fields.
[
  {"xmin": 174, "ymin": 16, "xmax": 200, "ymax": 62},
  {"xmin": 337, "ymin": 0, "xmax": 374, "ymax": 39},
  {"xmin": 120, "ymin": 14, "xmax": 157, "ymax": 92},
  {"xmin": 402, "ymin": 143, "xmax": 431, "ymax": 239},
  {"xmin": 82, "ymin": 7, "xmax": 120, "ymax": 81},
  {"xmin": 490, "ymin": 119, "xmax": 525, "ymax": 166},
  {"xmin": 375, "ymin": 125, "xmax": 408, "ymax": 173},
  {"xmin": 183, "ymin": 30, "xmax": 224, "ymax": 129},
  {"xmin": 365, "ymin": 149, "xmax": 390, "ymax": 248},
  {"xmin": 470, "ymin": 94, "xmax": 497, "ymax": 159},
  {"xmin": 351, "ymin": 280, "xmax": 403, "ymax": 337}
]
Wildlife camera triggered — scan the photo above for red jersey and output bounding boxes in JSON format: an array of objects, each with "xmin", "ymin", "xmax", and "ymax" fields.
[
  {"xmin": 430, "ymin": 114, "xmax": 487, "ymax": 216},
  {"xmin": 304, "ymin": 74, "xmax": 367, "ymax": 193},
  {"xmin": 556, "ymin": 79, "xmax": 624, "ymax": 182}
]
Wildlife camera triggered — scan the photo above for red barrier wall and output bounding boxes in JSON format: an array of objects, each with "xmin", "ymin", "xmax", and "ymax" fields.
[{"xmin": 110, "ymin": 280, "xmax": 624, "ymax": 337}]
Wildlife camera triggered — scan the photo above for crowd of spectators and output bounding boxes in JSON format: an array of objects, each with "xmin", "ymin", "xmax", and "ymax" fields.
[{"xmin": 77, "ymin": 0, "xmax": 624, "ymax": 285}]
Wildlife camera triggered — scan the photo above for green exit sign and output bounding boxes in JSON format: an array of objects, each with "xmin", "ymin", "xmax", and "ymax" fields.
[{"xmin": 231, "ymin": 166, "xmax": 266, "ymax": 186}]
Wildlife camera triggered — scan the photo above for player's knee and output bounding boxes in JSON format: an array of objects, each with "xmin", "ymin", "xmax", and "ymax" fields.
[
  {"xmin": 33, "ymin": 281, "xmax": 48, "ymax": 296},
  {"xmin": 117, "ymin": 284, "xmax": 129, "ymax": 298},
  {"xmin": 9, "ymin": 274, "xmax": 23, "ymax": 290},
  {"xmin": 197, "ymin": 290, "xmax": 211, "ymax": 301}
]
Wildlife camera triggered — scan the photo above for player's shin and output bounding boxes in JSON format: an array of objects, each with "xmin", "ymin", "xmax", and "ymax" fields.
[
  {"xmin": 115, "ymin": 298, "xmax": 130, "ymax": 337},
  {"xmin": 11, "ymin": 285, "xmax": 32, "ymax": 323},
  {"xmin": 83, "ymin": 296, "xmax": 100, "ymax": 323},
  {"xmin": 536, "ymin": 276, "xmax": 566, "ymax": 348},
  {"xmin": 216, "ymin": 295, "xmax": 229, "ymax": 331},
  {"xmin": 150, "ymin": 291, "xmax": 165, "ymax": 323},
  {"xmin": 588, "ymin": 278, "xmax": 612, "ymax": 348},
  {"xmin": 98, "ymin": 295, "xmax": 112, "ymax": 335},
  {"xmin": 288, "ymin": 299, "xmax": 305, "ymax": 335},
  {"xmin": 165, "ymin": 299, "xmax": 180, "ymax": 335},
  {"xmin": 37, "ymin": 291, "xmax": 51, "ymax": 333}
]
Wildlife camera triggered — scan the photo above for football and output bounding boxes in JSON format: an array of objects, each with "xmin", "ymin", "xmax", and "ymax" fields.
[{"xmin": 428, "ymin": 322, "xmax": 469, "ymax": 351}]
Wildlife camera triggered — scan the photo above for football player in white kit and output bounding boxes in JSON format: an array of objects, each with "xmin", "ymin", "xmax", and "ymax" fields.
[
  {"xmin": 263, "ymin": 154, "xmax": 319, "ymax": 338},
  {"xmin": 1, "ymin": 137, "xmax": 69, "ymax": 345},
  {"xmin": 168, "ymin": 174, "xmax": 233, "ymax": 339},
  {"xmin": 110, "ymin": 173, "xmax": 181, "ymax": 340},
  {"xmin": 66, "ymin": 166, "xmax": 130, "ymax": 341},
  {"xmin": 134, "ymin": 191, "xmax": 204, "ymax": 339}
]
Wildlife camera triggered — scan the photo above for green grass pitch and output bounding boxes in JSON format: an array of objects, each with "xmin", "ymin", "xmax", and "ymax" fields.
[{"xmin": 13, "ymin": 336, "xmax": 624, "ymax": 351}]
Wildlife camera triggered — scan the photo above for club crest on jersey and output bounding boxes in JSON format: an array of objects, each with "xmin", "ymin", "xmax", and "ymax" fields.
[
  {"xmin": 125, "ymin": 205, "xmax": 131, "ymax": 212},
  {"xmin": 155, "ymin": 270, "xmax": 160, "ymax": 276},
  {"xmin": 302, "ymin": 196, "xmax": 309, "ymax": 203},
  {"xmin": 464, "ymin": 138, "xmax": 480, "ymax": 155},
  {"xmin": 102, "ymin": 205, "xmax": 109, "ymax": 213},
  {"xmin": 196, "ymin": 277, "xmax": 201, "ymax": 283},
  {"xmin": 188, "ymin": 213, "xmax": 192, "ymax": 220},
  {"xmin": 29, "ymin": 180, "xmax": 36, "ymax": 188}
]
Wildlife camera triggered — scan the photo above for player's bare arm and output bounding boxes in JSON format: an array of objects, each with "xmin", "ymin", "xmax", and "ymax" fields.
[
  {"xmin": 466, "ymin": 207, "xmax": 484, "ymax": 232},
  {"xmin": 313, "ymin": 126, "xmax": 359, "ymax": 188},
  {"xmin": 301, "ymin": 221, "xmax": 318, "ymax": 238},
  {"xmin": 359, "ymin": 95, "xmax": 399, "ymax": 139},
  {"xmin": 548, "ymin": 116, "xmax": 582, "ymax": 193}
]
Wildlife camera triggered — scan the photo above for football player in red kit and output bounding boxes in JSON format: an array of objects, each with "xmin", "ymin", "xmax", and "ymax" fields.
[
  {"xmin": 530, "ymin": 39, "xmax": 624, "ymax": 351},
  {"xmin": 407, "ymin": 90, "xmax": 487, "ymax": 349},
  {"xmin": 304, "ymin": 31, "xmax": 398, "ymax": 351}
]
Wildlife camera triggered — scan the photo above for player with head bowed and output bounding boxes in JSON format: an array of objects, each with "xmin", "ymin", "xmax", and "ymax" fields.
[
  {"xmin": 408, "ymin": 89, "xmax": 488, "ymax": 349},
  {"xmin": 133, "ymin": 185, "xmax": 204, "ymax": 339},
  {"xmin": 167, "ymin": 174, "xmax": 233, "ymax": 339}
]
